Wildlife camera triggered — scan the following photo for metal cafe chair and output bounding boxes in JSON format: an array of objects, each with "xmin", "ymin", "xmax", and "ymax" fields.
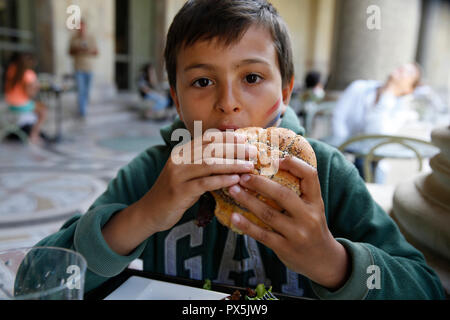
[
  {"xmin": 303, "ymin": 101, "xmax": 336, "ymax": 137},
  {"xmin": 0, "ymin": 107, "xmax": 29, "ymax": 144},
  {"xmin": 338, "ymin": 134, "xmax": 438, "ymax": 183}
]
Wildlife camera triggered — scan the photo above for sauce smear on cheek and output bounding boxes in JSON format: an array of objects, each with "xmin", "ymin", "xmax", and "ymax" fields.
[{"xmin": 264, "ymin": 98, "xmax": 282, "ymax": 128}]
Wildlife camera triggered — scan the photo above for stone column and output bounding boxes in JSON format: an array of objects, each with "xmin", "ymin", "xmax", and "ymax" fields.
[
  {"xmin": 328, "ymin": 0, "xmax": 422, "ymax": 90},
  {"xmin": 153, "ymin": 0, "xmax": 167, "ymax": 83},
  {"xmin": 129, "ymin": 0, "xmax": 154, "ymax": 92},
  {"xmin": 34, "ymin": 0, "xmax": 55, "ymax": 74},
  {"xmin": 416, "ymin": 0, "xmax": 450, "ymax": 93},
  {"xmin": 392, "ymin": 126, "xmax": 450, "ymax": 294},
  {"xmin": 308, "ymin": 0, "xmax": 337, "ymax": 80}
]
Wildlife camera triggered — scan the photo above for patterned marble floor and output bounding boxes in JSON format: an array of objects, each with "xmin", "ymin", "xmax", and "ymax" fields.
[{"xmin": 0, "ymin": 102, "xmax": 171, "ymax": 252}]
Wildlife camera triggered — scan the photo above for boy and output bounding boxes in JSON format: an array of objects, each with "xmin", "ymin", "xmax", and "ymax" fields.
[{"xmin": 33, "ymin": 0, "xmax": 444, "ymax": 299}]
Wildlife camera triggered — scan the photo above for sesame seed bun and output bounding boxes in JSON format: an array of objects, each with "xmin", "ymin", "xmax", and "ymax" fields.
[{"xmin": 211, "ymin": 127, "xmax": 317, "ymax": 234}]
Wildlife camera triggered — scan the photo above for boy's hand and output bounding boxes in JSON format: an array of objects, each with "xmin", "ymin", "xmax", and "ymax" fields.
[
  {"xmin": 228, "ymin": 156, "xmax": 350, "ymax": 290},
  {"xmin": 138, "ymin": 132, "xmax": 256, "ymax": 234}
]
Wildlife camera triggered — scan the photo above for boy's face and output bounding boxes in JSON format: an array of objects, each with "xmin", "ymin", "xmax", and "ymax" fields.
[{"xmin": 171, "ymin": 25, "xmax": 294, "ymax": 135}]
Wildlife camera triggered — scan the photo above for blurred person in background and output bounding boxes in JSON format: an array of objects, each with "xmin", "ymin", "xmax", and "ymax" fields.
[
  {"xmin": 69, "ymin": 19, "xmax": 98, "ymax": 118},
  {"xmin": 4, "ymin": 53, "xmax": 49, "ymax": 145},
  {"xmin": 298, "ymin": 70, "xmax": 326, "ymax": 115},
  {"xmin": 302, "ymin": 71, "xmax": 326, "ymax": 103},
  {"xmin": 331, "ymin": 62, "xmax": 422, "ymax": 182},
  {"xmin": 408, "ymin": 84, "xmax": 448, "ymax": 123},
  {"xmin": 296, "ymin": 71, "xmax": 326, "ymax": 132},
  {"xmin": 138, "ymin": 63, "xmax": 171, "ymax": 119}
]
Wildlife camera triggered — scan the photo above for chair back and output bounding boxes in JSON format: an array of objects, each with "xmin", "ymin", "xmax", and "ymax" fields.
[
  {"xmin": 304, "ymin": 100, "xmax": 336, "ymax": 137},
  {"xmin": 0, "ymin": 106, "xmax": 29, "ymax": 144},
  {"xmin": 338, "ymin": 134, "xmax": 437, "ymax": 183}
]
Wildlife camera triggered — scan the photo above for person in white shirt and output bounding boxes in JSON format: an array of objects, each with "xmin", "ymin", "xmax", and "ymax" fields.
[{"xmin": 331, "ymin": 63, "xmax": 422, "ymax": 182}]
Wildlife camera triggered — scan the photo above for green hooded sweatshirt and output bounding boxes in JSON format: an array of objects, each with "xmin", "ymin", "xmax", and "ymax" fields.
[{"xmin": 31, "ymin": 107, "xmax": 445, "ymax": 299}]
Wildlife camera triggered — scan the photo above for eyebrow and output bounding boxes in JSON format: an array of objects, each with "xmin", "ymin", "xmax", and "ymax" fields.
[
  {"xmin": 183, "ymin": 58, "xmax": 271, "ymax": 72},
  {"xmin": 237, "ymin": 58, "xmax": 271, "ymax": 69},
  {"xmin": 183, "ymin": 63, "xmax": 215, "ymax": 72}
]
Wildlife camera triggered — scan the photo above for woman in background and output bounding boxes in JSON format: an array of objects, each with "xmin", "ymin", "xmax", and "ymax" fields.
[{"xmin": 4, "ymin": 53, "xmax": 48, "ymax": 145}]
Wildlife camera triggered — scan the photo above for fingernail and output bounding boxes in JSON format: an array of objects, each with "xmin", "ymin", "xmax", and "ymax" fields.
[
  {"xmin": 231, "ymin": 213, "xmax": 241, "ymax": 224},
  {"xmin": 248, "ymin": 145, "xmax": 257, "ymax": 157},
  {"xmin": 229, "ymin": 185, "xmax": 241, "ymax": 195},
  {"xmin": 230, "ymin": 175, "xmax": 240, "ymax": 182},
  {"xmin": 245, "ymin": 162, "xmax": 254, "ymax": 170},
  {"xmin": 241, "ymin": 174, "xmax": 251, "ymax": 183}
]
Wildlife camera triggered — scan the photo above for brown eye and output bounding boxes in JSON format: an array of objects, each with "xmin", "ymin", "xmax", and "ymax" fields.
[
  {"xmin": 245, "ymin": 74, "xmax": 262, "ymax": 84},
  {"xmin": 193, "ymin": 78, "xmax": 213, "ymax": 88}
]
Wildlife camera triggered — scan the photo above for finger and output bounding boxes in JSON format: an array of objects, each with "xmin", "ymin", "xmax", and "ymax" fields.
[
  {"xmin": 191, "ymin": 132, "xmax": 248, "ymax": 163},
  {"xmin": 187, "ymin": 174, "xmax": 241, "ymax": 196},
  {"xmin": 228, "ymin": 184, "xmax": 293, "ymax": 236},
  {"xmin": 200, "ymin": 143, "xmax": 257, "ymax": 162},
  {"xmin": 237, "ymin": 174, "xmax": 306, "ymax": 217},
  {"xmin": 279, "ymin": 156, "xmax": 322, "ymax": 201},
  {"xmin": 171, "ymin": 132, "xmax": 246, "ymax": 165},
  {"xmin": 230, "ymin": 212, "xmax": 287, "ymax": 251},
  {"xmin": 184, "ymin": 158, "xmax": 254, "ymax": 181}
]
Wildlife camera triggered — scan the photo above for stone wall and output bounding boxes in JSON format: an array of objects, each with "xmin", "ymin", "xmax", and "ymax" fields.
[{"xmin": 328, "ymin": 0, "xmax": 422, "ymax": 89}]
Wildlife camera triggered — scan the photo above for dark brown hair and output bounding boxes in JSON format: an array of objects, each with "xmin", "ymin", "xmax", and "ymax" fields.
[
  {"xmin": 5, "ymin": 53, "xmax": 34, "ymax": 92},
  {"xmin": 164, "ymin": 0, "xmax": 294, "ymax": 91}
]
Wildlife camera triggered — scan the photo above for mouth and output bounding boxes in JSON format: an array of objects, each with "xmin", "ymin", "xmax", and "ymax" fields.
[{"xmin": 218, "ymin": 125, "xmax": 241, "ymax": 132}]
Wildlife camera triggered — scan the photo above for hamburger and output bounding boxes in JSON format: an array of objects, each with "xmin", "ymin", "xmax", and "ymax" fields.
[{"xmin": 196, "ymin": 127, "xmax": 317, "ymax": 234}]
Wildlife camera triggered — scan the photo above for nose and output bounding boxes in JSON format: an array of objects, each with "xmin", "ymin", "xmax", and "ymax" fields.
[{"xmin": 215, "ymin": 82, "xmax": 241, "ymax": 114}]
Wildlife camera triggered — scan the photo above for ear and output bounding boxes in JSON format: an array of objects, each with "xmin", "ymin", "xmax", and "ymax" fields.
[
  {"xmin": 282, "ymin": 76, "xmax": 295, "ymax": 106},
  {"xmin": 170, "ymin": 86, "xmax": 183, "ymax": 121}
]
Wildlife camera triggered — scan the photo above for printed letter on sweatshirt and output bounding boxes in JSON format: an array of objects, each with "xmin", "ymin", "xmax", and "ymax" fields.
[{"xmin": 165, "ymin": 221, "xmax": 203, "ymax": 279}]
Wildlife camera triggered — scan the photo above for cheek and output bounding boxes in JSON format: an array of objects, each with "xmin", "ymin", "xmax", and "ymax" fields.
[
  {"xmin": 177, "ymin": 91, "xmax": 204, "ymax": 116},
  {"xmin": 244, "ymin": 86, "xmax": 283, "ymax": 118},
  {"xmin": 177, "ymin": 93, "xmax": 217, "ymax": 129},
  {"xmin": 264, "ymin": 97, "xmax": 282, "ymax": 117}
]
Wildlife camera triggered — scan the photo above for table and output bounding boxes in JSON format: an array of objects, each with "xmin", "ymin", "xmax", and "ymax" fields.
[
  {"xmin": 38, "ymin": 85, "xmax": 65, "ymax": 143},
  {"xmin": 84, "ymin": 268, "xmax": 308, "ymax": 300},
  {"xmin": 323, "ymin": 134, "xmax": 440, "ymax": 183},
  {"xmin": 38, "ymin": 74, "xmax": 75, "ymax": 143}
]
